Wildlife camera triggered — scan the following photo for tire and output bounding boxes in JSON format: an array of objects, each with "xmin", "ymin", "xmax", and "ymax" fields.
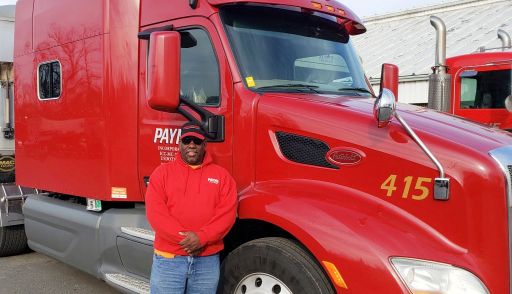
[
  {"xmin": 0, "ymin": 225, "xmax": 29, "ymax": 257},
  {"xmin": 218, "ymin": 237, "xmax": 335, "ymax": 294}
]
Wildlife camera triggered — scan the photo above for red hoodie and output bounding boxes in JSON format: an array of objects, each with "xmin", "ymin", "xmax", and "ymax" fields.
[{"xmin": 146, "ymin": 152, "xmax": 237, "ymax": 256}]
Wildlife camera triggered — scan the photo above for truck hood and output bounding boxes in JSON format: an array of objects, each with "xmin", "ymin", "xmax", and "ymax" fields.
[{"xmin": 260, "ymin": 92, "xmax": 512, "ymax": 153}]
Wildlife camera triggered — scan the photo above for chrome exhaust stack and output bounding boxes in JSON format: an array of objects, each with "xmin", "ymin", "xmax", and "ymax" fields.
[
  {"xmin": 498, "ymin": 29, "xmax": 511, "ymax": 51},
  {"xmin": 428, "ymin": 16, "xmax": 452, "ymax": 112},
  {"xmin": 430, "ymin": 16, "xmax": 447, "ymax": 75}
]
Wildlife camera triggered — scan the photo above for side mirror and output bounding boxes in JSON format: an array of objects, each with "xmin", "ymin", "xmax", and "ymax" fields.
[
  {"xmin": 374, "ymin": 64, "xmax": 398, "ymax": 127},
  {"xmin": 380, "ymin": 63, "xmax": 399, "ymax": 99},
  {"xmin": 505, "ymin": 95, "xmax": 512, "ymax": 112},
  {"xmin": 374, "ymin": 89, "xmax": 396, "ymax": 128},
  {"xmin": 147, "ymin": 31, "xmax": 181, "ymax": 112}
]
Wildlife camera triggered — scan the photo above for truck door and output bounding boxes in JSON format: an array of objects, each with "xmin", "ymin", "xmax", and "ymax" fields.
[{"xmin": 138, "ymin": 17, "xmax": 234, "ymax": 196}]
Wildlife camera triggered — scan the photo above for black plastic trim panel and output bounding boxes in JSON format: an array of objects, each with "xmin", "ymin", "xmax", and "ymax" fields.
[{"xmin": 276, "ymin": 132, "xmax": 338, "ymax": 169}]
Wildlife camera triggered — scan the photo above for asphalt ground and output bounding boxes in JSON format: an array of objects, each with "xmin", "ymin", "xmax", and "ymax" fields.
[{"xmin": 0, "ymin": 252, "xmax": 119, "ymax": 294}]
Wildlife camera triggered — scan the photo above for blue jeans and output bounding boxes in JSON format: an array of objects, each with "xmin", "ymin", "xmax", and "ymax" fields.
[{"xmin": 150, "ymin": 253, "xmax": 220, "ymax": 294}]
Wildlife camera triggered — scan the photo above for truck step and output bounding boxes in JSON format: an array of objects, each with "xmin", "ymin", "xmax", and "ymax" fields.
[
  {"xmin": 121, "ymin": 227, "xmax": 155, "ymax": 241},
  {"xmin": 0, "ymin": 183, "xmax": 39, "ymax": 201},
  {"xmin": 1, "ymin": 183, "xmax": 40, "ymax": 220},
  {"xmin": 105, "ymin": 273, "xmax": 150, "ymax": 294}
]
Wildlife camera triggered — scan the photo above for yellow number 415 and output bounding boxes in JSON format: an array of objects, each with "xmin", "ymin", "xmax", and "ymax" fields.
[{"xmin": 380, "ymin": 175, "xmax": 432, "ymax": 201}]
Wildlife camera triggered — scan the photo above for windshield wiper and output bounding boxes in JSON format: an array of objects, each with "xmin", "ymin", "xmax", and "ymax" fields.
[
  {"xmin": 256, "ymin": 84, "xmax": 321, "ymax": 93},
  {"xmin": 337, "ymin": 87, "xmax": 374, "ymax": 96}
]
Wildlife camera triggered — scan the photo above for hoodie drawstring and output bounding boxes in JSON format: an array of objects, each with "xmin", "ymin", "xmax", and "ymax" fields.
[
  {"xmin": 184, "ymin": 166, "xmax": 190, "ymax": 196},
  {"xmin": 199, "ymin": 167, "xmax": 203, "ymax": 194}
]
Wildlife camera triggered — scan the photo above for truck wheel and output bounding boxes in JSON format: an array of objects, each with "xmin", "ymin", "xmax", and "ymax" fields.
[
  {"xmin": 218, "ymin": 237, "xmax": 335, "ymax": 294},
  {"xmin": 0, "ymin": 225, "xmax": 29, "ymax": 257}
]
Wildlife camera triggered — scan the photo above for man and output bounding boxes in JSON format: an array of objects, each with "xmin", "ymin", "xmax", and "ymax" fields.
[{"xmin": 146, "ymin": 122, "xmax": 238, "ymax": 294}]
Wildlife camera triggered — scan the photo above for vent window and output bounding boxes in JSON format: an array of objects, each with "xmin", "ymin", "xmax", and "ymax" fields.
[{"xmin": 38, "ymin": 61, "xmax": 62, "ymax": 99}]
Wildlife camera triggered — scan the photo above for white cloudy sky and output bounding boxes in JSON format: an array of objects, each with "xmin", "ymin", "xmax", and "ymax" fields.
[{"xmin": 0, "ymin": 0, "xmax": 458, "ymax": 17}]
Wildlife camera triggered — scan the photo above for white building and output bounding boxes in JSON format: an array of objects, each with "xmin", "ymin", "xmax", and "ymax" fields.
[
  {"xmin": 0, "ymin": 5, "xmax": 14, "ymax": 64},
  {"xmin": 352, "ymin": 0, "xmax": 512, "ymax": 104}
]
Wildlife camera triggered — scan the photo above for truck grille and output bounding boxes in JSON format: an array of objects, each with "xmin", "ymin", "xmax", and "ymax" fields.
[
  {"xmin": 489, "ymin": 146, "xmax": 512, "ymax": 294},
  {"xmin": 275, "ymin": 132, "xmax": 338, "ymax": 169}
]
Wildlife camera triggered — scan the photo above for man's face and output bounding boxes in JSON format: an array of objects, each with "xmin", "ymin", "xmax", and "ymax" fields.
[{"xmin": 179, "ymin": 136, "xmax": 206, "ymax": 165}]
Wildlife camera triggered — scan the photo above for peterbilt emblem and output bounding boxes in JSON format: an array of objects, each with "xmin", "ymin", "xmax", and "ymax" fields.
[{"xmin": 326, "ymin": 148, "xmax": 364, "ymax": 166}]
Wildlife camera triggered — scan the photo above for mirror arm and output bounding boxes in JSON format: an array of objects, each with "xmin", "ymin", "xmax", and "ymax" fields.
[
  {"xmin": 394, "ymin": 112, "xmax": 450, "ymax": 200},
  {"xmin": 395, "ymin": 113, "xmax": 444, "ymax": 178},
  {"xmin": 138, "ymin": 25, "xmax": 174, "ymax": 40},
  {"xmin": 178, "ymin": 98, "xmax": 225, "ymax": 142}
]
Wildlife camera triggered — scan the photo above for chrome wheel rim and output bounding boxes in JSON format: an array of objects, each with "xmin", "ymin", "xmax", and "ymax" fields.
[{"xmin": 234, "ymin": 273, "xmax": 293, "ymax": 294}]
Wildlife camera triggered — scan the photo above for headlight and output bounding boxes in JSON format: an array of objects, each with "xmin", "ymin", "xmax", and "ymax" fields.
[{"xmin": 390, "ymin": 258, "xmax": 489, "ymax": 294}]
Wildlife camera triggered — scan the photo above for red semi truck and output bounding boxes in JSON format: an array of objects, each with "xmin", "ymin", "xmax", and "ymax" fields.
[
  {"xmin": 428, "ymin": 16, "xmax": 512, "ymax": 130},
  {"xmin": 11, "ymin": 0, "xmax": 512, "ymax": 293}
]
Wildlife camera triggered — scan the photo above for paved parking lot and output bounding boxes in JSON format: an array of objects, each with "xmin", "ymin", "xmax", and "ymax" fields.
[{"xmin": 0, "ymin": 252, "xmax": 119, "ymax": 293}]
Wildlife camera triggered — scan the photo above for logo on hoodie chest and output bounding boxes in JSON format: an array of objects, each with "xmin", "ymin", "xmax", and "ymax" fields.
[{"xmin": 208, "ymin": 178, "xmax": 220, "ymax": 185}]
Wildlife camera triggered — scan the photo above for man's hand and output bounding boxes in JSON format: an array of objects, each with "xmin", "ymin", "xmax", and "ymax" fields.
[{"xmin": 179, "ymin": 231, "xmax": 203, "ymax": 256}]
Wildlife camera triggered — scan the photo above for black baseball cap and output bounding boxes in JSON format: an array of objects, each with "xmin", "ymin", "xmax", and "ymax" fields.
[{"xmin": 180, "ymin": 122, "xmax": 206, "ymax": 140}]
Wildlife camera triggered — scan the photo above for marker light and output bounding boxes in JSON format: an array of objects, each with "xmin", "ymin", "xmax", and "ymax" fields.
[
  {"xmin": 322, "ymin": 261, "xmax": 348, "ymax": 289},
  {"xmin": 311, "ymin": 2, "xmax": 322, "ymax": 9},
  {"xmin": 325, "ymin": 5, "xmax": 335, "ymax": 12},
  {"xmin": 391, "ymin": 258, "xmax": 489, "ymax": 294}
]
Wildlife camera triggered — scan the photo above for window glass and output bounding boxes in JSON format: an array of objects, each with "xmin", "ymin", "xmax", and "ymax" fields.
[
  {"xmin": 51, "ymin": 62, "xmax": 61, "ymax": 98},
  {"xmin": 38, "ymin": 61, "xmax": 61, "ymax": 99},
  {"xmin": 459, "ymin": 69, "xmax": 512, "ymax": 109},
  {"xmin": 294, "ymin": 54, "xmax": 351, "ymax": 86},
  {"xmin": 220, "ymin": 5, "xmax": 371, "ymax": 97},
  {"xmin": 460, "ymin": 78, "xmax": 477, "ymax": 108},
  {"xmin": 180, "ymin": 29, "xmax": 220, "ymax": 106}
]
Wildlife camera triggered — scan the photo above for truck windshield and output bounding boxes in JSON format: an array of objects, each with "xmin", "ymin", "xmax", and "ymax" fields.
[
  {"xmin": 460, "ymin": 69, "xmax": 512, "ymax": 109},
  {"xmin": 220, "ymin": 5, "xmax": 372, "ymax": 97}
]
